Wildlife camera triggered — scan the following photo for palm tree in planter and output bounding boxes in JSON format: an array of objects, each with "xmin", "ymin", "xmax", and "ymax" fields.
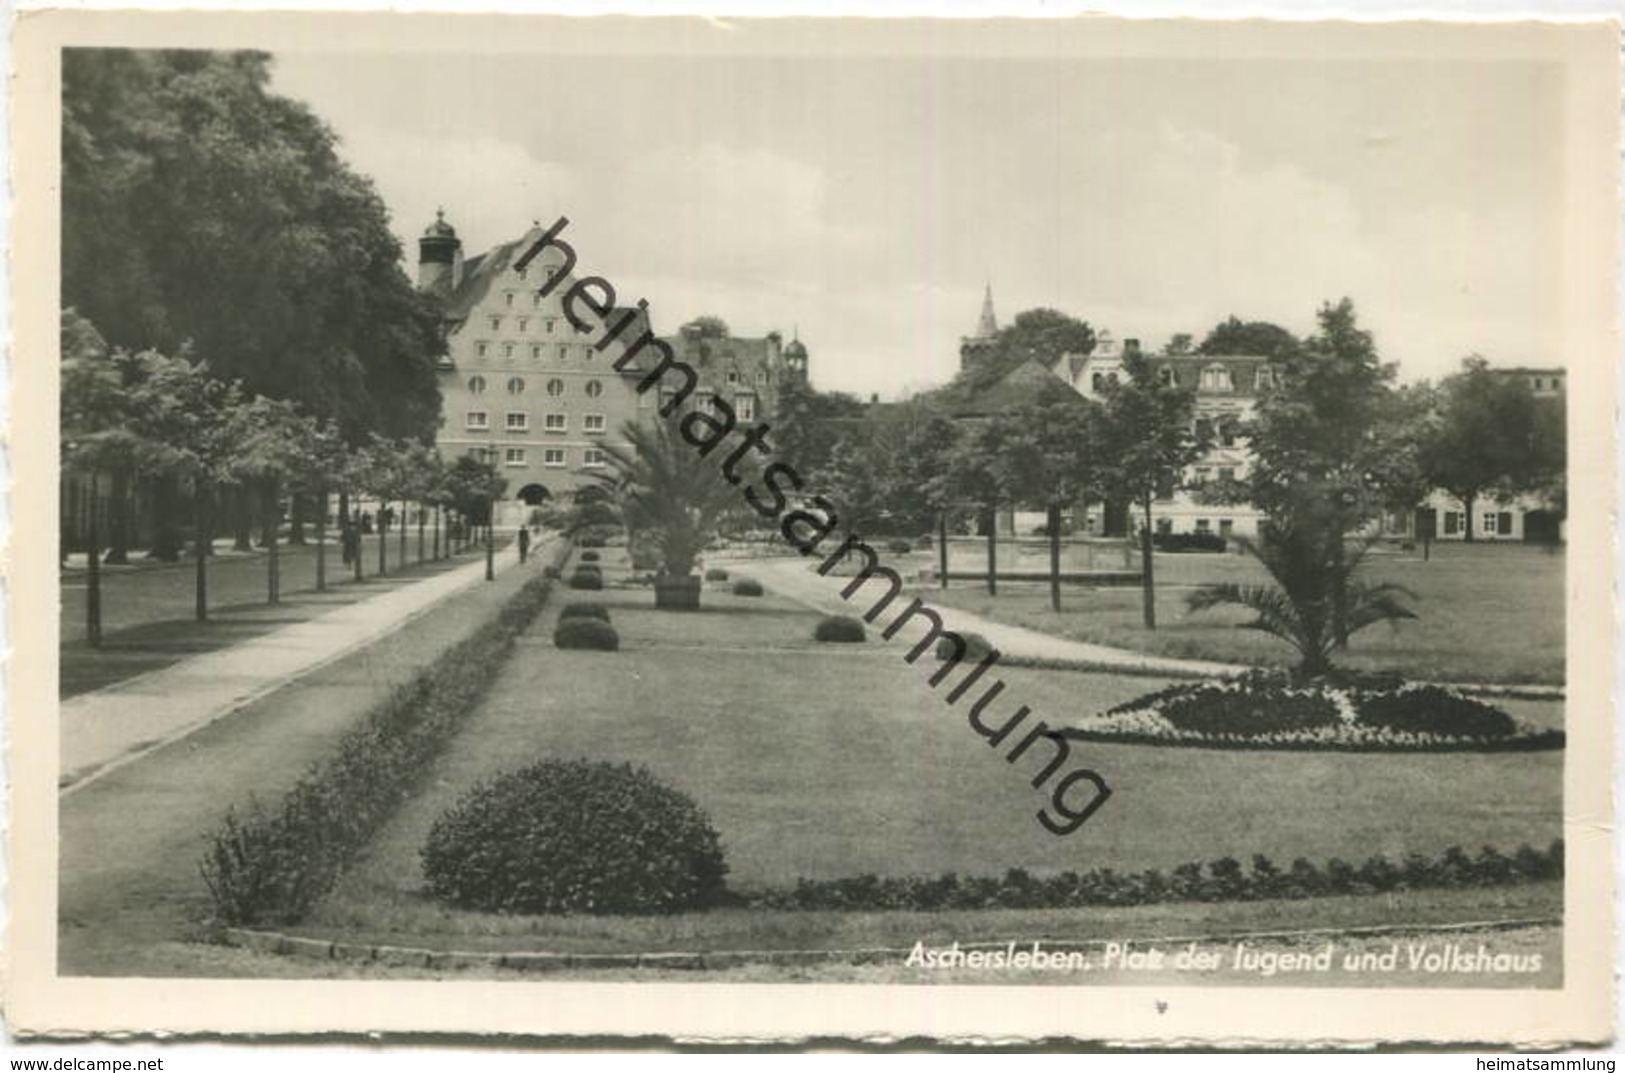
[
  {"xmin": 579, "ymin": 419, "xmax": 740, "ymax": 610},
  {"xmin": 1185, "ymin": 519, "xmax": 1417, "ymax": 681}
]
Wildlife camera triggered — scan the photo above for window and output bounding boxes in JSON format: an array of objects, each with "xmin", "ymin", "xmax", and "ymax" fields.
[
  {"xmin": 1218, "ymin": 467, "xmax": 1236, "ymax": 482},
  {"xmin": 1156, "ymin": 517, "xmax": 1173, "ymax": 535},
  {"xmin": 503, "ymin": 343, "xmax": 514, "ymax": 359},
  {"xmin": 1158, "ymin": 367, "xmax": 1177, "ymax": 387},
  {"xmin": 1218, "ymin": 419, "xmax": 1238, "ymax": 447},
  {"xmin": 533, "ymin": 293, "xmax": 543, "ymax": 308},
  {"xmin": 546, "ymin": 378, "xmax": 565, "ymax": 397},
  {"xmin": 659, "ymin": 388, "xmax": 678, "ymax": 412},
  {"xmin": 518, "ymin": 317, "xmax": 529, "ymax": 333},
  {"xmin": 1219, "ymin": 519, "xmax": 1234, "ymax": 538},
  {"xmin": 544, "ymin": 448, "xmax": 566, "ymax": 468},
  {"xmin": 1498, "ymin": 511, "xmax": 1513, "ymax": 535},
  {"xmin": 1091, "ymin": 372, "xmax": 1105, "ymax": 391},
  {"xmin": 559, "ymin": 345, "xmax": 569, "ymax": 362},
  {"xmin": 507, "ymin": 376, "xmax": 525, "ymax": 395},
  {"xmin": 757, "ymin": 370, "xmax": 768, "ymax": 385},
  {"xmin": 583, "ymin": 413, "xmax": 607, "ymax": 433},
  {"xmin": 471, "ymin": 447, "xmax": 494, "ymax": 464},
  {"xmin": 504, "ymin": 293, "xmax": 515, "ymax": 308},
  {"xmin": 584, "ymin": 379, "xmax": 603, "ymax": 398},
  {"xmin": 504, "ymin": 447, "xmax": 526, "ymax": 467},
  {"xmin": 1483, "ymin": 512, "xmax": 1500, "ymax": 536},
  {"xmin": 583, "ymin": 448, "xmax": 607, "ymax": 468},
  {"xmin": 467, "ymin": 375, "xmax": 487, "ymax": 394},
  {"xmin": 1443, "ymin": 512, "xmax": 1461, "ymax": 536},
  {"xmin": 476, "ymin": 343, "xmax": 488, "ymax": 359},
  {"xmin": 1255, "ymin": 367, "xmax": 1275, "ymax": 390},
  {"xmin": 544, "ymin": 413, "xmax": 567, "ymax": 432},
  {"xmin": 735, "ymin": 394, "xmax": 756, "ymax": 421},
  {"xmin": 727, "ymin": 371, "xmax": 739, "ymax": 384},
  {"xmin": 1192, "ymin": 466, "xmax": 1212, "ymax": 485},
  {"xmin": 505, "ymin": 411, "xmax": 528, "ymax": 431},
  {"xmin": 465, "ymin": 410, "xmax": 489, "ymax": 431},
  {"xmin": 698, "ymin": 394, "xmax": 717, "ymax": 415},
  {"xmin": 490, "ymin": 317, "xmax": 502, "ymax": 332},
  {"xmin": 1200, "ymin": 364, "xmax": 1234, "ymax": 392},
  {"xmin": 1195, "ymin": 519, "xmax": 1212, "ymax": 534},
  {"xmin": 546, "ymin": 319, "xmax": 556, "ymax": 333},
  {"xmin": 531, "ymin": 345, "xmax": 542, "ymax": 359}
]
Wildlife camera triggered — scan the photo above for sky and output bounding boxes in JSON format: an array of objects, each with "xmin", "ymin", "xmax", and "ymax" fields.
[{"xmin": 271, "ymin": 22, "xmax": 1570, "ymax": 399}]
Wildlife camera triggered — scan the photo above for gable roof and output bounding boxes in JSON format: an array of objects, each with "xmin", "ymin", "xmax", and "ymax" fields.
[{"xmin": 952, "ymin": 357, "xmax": 1070, "ymax": 418}]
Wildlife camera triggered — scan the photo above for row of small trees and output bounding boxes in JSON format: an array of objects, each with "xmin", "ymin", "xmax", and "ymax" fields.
[{"xmin": 62, "ymin": 311, "xmax": 505, "ymax": 646}]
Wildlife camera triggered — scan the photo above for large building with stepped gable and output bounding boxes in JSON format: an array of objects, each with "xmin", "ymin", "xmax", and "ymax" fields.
[{"xmin": 418, "ymin": 212, "xmax": 809, "ymax": 524}]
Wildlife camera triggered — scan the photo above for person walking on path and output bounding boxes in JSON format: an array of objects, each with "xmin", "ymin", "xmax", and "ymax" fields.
[
  {"xmin": 517, "ymin": 526, "xmax": 531, "ymax": 563},
  {"xmin": 340, "ymin": 520, "xmax": 359, "ymax": 566}
]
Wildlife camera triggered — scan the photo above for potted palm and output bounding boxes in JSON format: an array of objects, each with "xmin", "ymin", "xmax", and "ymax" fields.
[{"xmin": 577, "ymin": 419, "xmax": 739, "ymax": 610}]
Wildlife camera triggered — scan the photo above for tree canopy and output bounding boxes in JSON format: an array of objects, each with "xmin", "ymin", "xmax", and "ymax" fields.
[
  {"xmin": 62, "ymin": 49, "xmax": 444, "ymax": 445},
  {"xmin": 946, "ymin": 307, "xmax": 1096, "ymax": 398},
  {"xmin": 1198, "ymin": 317, "xmax": 1301, "ymax": 359}
]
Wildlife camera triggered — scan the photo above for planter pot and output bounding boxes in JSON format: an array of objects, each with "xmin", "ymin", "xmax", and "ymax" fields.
[{"xmin": 653, "ymin": 573, "xmax": 702, "ymax": 611}]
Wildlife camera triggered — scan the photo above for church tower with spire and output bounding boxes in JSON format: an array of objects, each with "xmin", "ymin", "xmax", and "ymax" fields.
[{"xmin": 959, "ymin": 281, "xmax": 1001, "ymax": 372}]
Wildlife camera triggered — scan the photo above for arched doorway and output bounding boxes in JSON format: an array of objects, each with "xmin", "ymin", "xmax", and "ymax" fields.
[{"xmin": 517, "ymin": 483, "xmax": 551, "ymax": 506}]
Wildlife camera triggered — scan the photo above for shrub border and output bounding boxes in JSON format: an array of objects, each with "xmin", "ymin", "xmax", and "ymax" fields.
[{"xmin": 200, "ymin": 573, "xmax": 557, "ymax": 926}]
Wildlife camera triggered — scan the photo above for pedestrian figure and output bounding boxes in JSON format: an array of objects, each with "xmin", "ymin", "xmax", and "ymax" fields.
[
  {"xmin": 518, "ymin": 526, "xmax": 531, "ymax": 563},
  {"xmin": 340, "ymin": 521, "xmax": 359, "ymax": 566}
]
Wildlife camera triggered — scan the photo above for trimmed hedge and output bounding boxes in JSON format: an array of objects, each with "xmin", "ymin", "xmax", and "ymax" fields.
[
  {"xmin": 743, "ymin": 840, "xmax": 1563, "ymax": 912},
  {"xmin": 421, "ymin": 759, "xmax": 728, "ymax": 915},
  {"xmin": 1153, "ymin": 532, "xmax": 1227, "ymax": 553},
  {"xmin": 732, "ymin": 578, "xmax": 765, "ymax": 597},
  {"xmin": 568, "ymin": 571, "xmax": 604, "ymax": 591},
  {"xmin": 1356, "ymin": 686, "xmax": 1516, "ymax": 739},
  {"xmin": 554, "ymin": 617, "xmax": 620, "ymax": 651},
  {"xmin": 579, "ymin": 550, "xmax": 601, "ymax": 563},
  {"xmin": 814, "ymin": 615, "xmax": 866, "ymax": 643},
  {"xmin": 935, "ymin": 631, "xmax": 996, "ymax": 663},
  {"xmin": 705, "ymin": 567, "xmax": 730, "ymax": 582},
  {"xmin": 199, "ymin": 575, "xmax": 556, "ymax": 926},
  {"xmin": 559, "ymin": 602, "xmax": 611, "ymax": 622}
]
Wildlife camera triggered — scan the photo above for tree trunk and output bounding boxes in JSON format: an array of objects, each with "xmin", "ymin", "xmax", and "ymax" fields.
[
  {"xmin": 104, "ymin": 466, "xmax": 130, "ymax": 565},
  {"xmin": 377, "ymin": 507, "xmax": 388, "ymax": 577},
  {"xmin": 1462, "ymin": 492, "xmax": 1477, "ymax": 543},
  {"xmin": 1140, "ymin": 492, "xmax": 1157, "ymax": 630},
  {"xmin": 985, "ymin": 508, "xmax": 997, "ymax": 596},
  {"xmin": 233, "ymin": 484, "xmax": 254, "ymax": 552},
  {"xmin": 150, "ymin": 475, "xmax": 183, "ymax": 562},
  {"xmin": 417, "ymin": 504, "xmax": 426, "ymax": 564},
  {"xmin": 937, "ymin": 510, "xmax": 948, "ymax": 589},
  {"xmin": 289, "ymin": 492, "xmax": 308, "ymax": 545},
  {"xmin": 314, "ymin": 484, "xmax": 327, "ymax": 593},
  {"xmin": 433, "ymin": 506, "xmax": 442, "ymax": 561},
  {"xmin": 263, "ymin": 478, "xmax": 281, "ymax": 605},
  {"xmin": 194, "ymin": 483, "xmax": 210, "ymax": 621},
  {"xmin": 1048, "ymin": 502, "xmax": 1062, "ymax": 612},
  {"xmin": 1331, "ymin": 536, "xmax": 1348, "ymax": 650},
  {"xmin": 399, "ymin": 500, "xmax": 409, "ymax": 567},
  {"xmin": 85, "ymin": 474, "xmax": 102, "ymax": 648}
]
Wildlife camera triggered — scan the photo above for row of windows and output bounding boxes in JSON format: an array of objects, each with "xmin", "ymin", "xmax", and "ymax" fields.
[
  {"xmin": 657, "ymin": 390, "xmax": 759, "ymax": 421},
  {"xmin": 473, "ymin": 446, "xmax": 607, "ymax": 469},
  {"xmin": 467, "ymin": 375, "xmax": 606, "ymax": 398},
  {"xmin": 1441, "ymin": 511, "xmax": 1515, "ymax": 536},
  {"xmin": 466, "ymin": 411, "xmax": 609, "ymax": 433},
  {"xmin": 473, "ymin": 342, "xmax": 598, "ymax": 362},
  {"xmin": 486, "ymin": 311, "xmax": 589, "ymax": 333},
  {"xmin": 1091, "ymin": 365, "xmax": 1276, "ymax": 393}
]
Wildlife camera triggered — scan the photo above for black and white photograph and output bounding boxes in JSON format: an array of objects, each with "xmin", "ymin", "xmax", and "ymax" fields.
[{"xmin": 7, "ymin": 7, "xmax": 1618, "ymax": 1047}]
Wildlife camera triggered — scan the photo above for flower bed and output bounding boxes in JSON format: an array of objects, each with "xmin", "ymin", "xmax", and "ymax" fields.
[{"xmin": 1062, "ymin": 671, "xmax": 1563, "ymax": 752}]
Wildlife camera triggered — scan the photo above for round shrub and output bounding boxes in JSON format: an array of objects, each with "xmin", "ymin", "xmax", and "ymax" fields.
[
  {"xmin": 887, "ymin": 538, "xmax": 913, "ymax": 555},
  {"xmin": 554, "ymin": 616, "xmax": 620, "ymax": 651},
  {"xmin": 573, "ymin": 561, "xmax": 602, "ymax": 575},
  {"xmin": 705, "ymin": 567, "xmax": 730, "ymax": 582},
  {"xmin": 580, "ymin": 550, "xmax": 601, "ymax": 563},
  {"xmin": 568, "ymin": 571, "xmax": 603, "ymax": 591},
  {"xmin": 814, "ymin": 615, "xmax": 866, "ymax": 643},
  {"xmin": 1355, "ymin": 686, "xmax": 1516, "ymax": 739},
  {"xmin": 936, "ymin": 631, "xmax": 995, "ymax": 662},
  {"xmin": 732, "ymin": 578, "xmax": 764, "ymax": 597},
  {"xmin": 421, "ymin": 759, "xmax": 728, "ymax": 914},
  {"xmin": 559, "ymin": 602, "xmax": 611, "ymax": 622}
]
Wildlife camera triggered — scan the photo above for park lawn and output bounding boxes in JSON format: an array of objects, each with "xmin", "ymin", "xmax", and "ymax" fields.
[
  {"xmin": 308, "ymin": 587, "xmax": 1562, "ymax": 956},
  {"xmin": 923, "ymin": 542, "xmax": 1565, "ymax": 684}
]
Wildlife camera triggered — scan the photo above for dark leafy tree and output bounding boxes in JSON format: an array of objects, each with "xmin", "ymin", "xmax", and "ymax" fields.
[
  {"xmin": 946, "ymin": 308, "xmax": 1096, "ymax": 398},
  {"xmin": 1198, "ymin": 316, "xmax": 1301, "ymax": 359}
]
